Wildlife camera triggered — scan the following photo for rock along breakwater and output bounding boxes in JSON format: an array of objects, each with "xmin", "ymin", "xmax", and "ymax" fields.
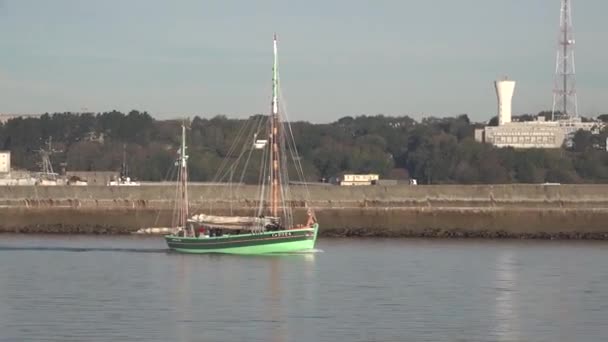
[{"xmin": 2, "ymin": 184, "xmax": 608, "ymax": 239}]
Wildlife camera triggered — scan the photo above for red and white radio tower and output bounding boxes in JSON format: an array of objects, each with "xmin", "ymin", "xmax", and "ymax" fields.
[{"xmin": 551, "ymin": 0, "xmax": 578, "ymax": 121}]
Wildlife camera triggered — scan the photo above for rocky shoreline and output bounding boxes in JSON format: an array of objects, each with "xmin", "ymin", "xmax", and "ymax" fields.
[
  {"xmin": 3, "ymin": 184, "xmax": 608, "ymax": 239},
  {"xmin": 321, "ymin": 227, "xmax": 608, "ymax": 240},
  {"xmin": 0, "ymin": 224, "xmax": 138, "ymax": 235},
  {"xmin": 3, "ymin": 224, "xmax": 608, "ymax": 240}
]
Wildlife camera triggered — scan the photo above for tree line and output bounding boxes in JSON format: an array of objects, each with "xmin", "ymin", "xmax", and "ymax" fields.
[{"xmin": 1, "ymin": 110, "xmax": 608, "ymax": 184}]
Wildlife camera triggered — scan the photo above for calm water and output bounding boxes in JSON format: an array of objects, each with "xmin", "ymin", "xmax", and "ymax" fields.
[{"xmin": 0, "ymin": 236, "xmax": 607, "ymax": 342}]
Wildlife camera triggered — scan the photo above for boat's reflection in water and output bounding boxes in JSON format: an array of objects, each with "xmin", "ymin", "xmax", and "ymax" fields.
[
  {"xmin": 175, "ymin": 254, "xmax": 193, "ymax": 342},
  {"xmin": 267, "ymin": 250, "xmax": 318, "ymax": 342},
  {"xmin": 494, "ymin": 250, "xmax": 520, "ymax": 342},
  {"xmin": 171, "ymin": 250, "xmax": 318, "ymax": 342},
  {"xmin": 268, "ymin": 256, "xmax": 286, "ymax": 342}
]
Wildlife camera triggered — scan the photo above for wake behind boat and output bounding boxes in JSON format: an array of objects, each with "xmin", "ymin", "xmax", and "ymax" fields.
[{"xmin": 164, "ymin": 34, "xmax": 319, "ymax": 254}]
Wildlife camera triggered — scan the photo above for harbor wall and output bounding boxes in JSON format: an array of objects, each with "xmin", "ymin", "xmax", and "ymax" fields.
[{"xmin": 2, "ymin": 184, "xmax": 608, "ymax": 238}]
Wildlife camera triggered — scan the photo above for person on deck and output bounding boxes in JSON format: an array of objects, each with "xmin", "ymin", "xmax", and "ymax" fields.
[{"xmin": 306, "ymin": 209, "xmax": 317, "ymax": 227}]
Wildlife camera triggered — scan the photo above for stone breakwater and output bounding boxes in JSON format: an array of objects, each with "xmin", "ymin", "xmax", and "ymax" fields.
[{"xmin": 2, "ymin": 184, "xmax": 608, "ymax": 239}]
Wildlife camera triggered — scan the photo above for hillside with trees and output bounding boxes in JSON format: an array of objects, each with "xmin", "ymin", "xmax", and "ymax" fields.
[{"xmin": 1, "ymin": 110, "xmax": 608, "ymax": 184}]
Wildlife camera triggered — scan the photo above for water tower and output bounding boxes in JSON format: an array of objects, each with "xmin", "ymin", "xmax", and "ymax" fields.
[{"xmin": 495, "ymin": 78, "xmax": 516, "ymax": 125}]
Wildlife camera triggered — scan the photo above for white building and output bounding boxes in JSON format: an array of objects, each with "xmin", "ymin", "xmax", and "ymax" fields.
[
  {"xmin": 481, "ymin": 121, "xmax": 565, "ymax": 148},
  {"xmin": 475, "ymin": 78, "xmax": 602, "ymax": 148},
  {"xmin": 340, "ymin": 174, "xmax": 379, "ymax": 186},
  {"xmin": 0, "ymin": 151, "xmax": 10, "ymax": 173},
  {"xmin": 477, "ymin": 116, "xmax": 601, "ymax": 149},
  {"xmin": 0, "ymin": 114, "xmax": 41, "ymax": 123},
  {"xmin": 558, "ymin": 118, "xmax": 600, "ymax": 136}
]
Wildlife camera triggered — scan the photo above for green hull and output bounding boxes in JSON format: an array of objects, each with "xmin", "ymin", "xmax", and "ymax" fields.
[{"xmin": 164, "ymin": 224, "xmax": 319, "ymax": 255}]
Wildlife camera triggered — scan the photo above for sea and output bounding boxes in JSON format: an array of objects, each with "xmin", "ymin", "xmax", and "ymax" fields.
[{"xmin": 0, "ymin": 235, "xmax": 607, "ymax": 342}]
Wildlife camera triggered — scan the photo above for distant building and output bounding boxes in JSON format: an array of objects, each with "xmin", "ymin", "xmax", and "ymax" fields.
[
  {"xmin": 0, "ymin": 167, "xmax": 37, "ymax": 186},
  {"xmin": 475, "ymin": 77, "xmax": 602, "ymax": 148},
  {"xmin": 340, "ymin": 174, "xmax": 379, "ymax": 186},
  {"xmin": 557, "ymin": 118, "xmax": 600, "ymax": 136},
  {"xmin": 478, "ymin": 121, "xmax": 565, "ymax": 148},
  {"xmin": 0, "ymin": 113, "xmax": 41, "ymax": 123},
  {"xmin": 474, "ymin": 128, "xmax": 485, "ymax": 143},
  {"xmin": 476, "ymin": 117, "xmax": 602, "ymax": 149},
  {"xmin": 0, "ymin": 151, "xmax": 10, "ymax": 173}
]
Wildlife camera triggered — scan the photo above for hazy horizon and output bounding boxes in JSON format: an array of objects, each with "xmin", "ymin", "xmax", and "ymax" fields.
[{"xmin": 0, "ymin": 0, "xmax": 607, "ymax": 123}]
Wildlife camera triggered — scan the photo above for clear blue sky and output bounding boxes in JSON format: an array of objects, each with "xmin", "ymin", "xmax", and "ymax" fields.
[{"xmin": 0, "ymin": 0, "xmax": 606, "ymax": 122}]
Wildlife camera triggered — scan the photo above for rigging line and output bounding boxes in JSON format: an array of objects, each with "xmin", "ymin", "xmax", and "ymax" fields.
[
  {"xmin": 283, "ymin": 119, "xmax": 303, "ymax": 179},
  {"xmin": 210, "ymin": 120, "xmax": 248, "ymax": 183},
  {"xmin": 231, "ymin": 117, "xmax": 258, "ymax": 169},
  {"xmin": 280, "ymin": 176, "xmax": 292, "ymax": 227},
  {"xmin": 173, "ymin": 121, "xmax": 189, "ymax": 230},
  {"xmin": 171, "ymin": 163, "xmax": 181, "ymax": 228},
  {"xmin": 169, "ymin": 155, "xmax": 179, "ymax": 227},
  {"xmin": 256, "ymin": 140, "xmax": 269, "ymax": 217},
  {"xmin": 233, "ymin": 142, "xmax": 255, "ymax": 204},
  {"xmin": 219, "ymin": 118, "xmax": 253, "ymax": 176},
  {"xmin": 174, "ymin": 152, "xmax": 188, "ymax": 229},
  {"xmin": 274, "ymin": 118, "xmax": 284, "ymax": 221},
  {"xmin": 279, "ymin": 86, "xmax": 312, "ymax": 203},
  {"xmin": 153, "ymin": 162, "xmax": 178, "ymax": 227},
  {"xmin": 183, "ymin": 163, "xmax": 190, "ymax": 232},
  {"xmin": 219, "ymin": 115, "xmax": 264, "ymax": 208},
  {"xmin": 235, "ymin": 116, "xmax": 267, "ymax": 218},
  {"xmin": 209, "ymin": 116, "xmax": 253, "ymax": 184},
  {"xmin": 209, "ymin": 117, "xmax": 258, "ymax": 201},
  {"xmin": 275, "ymin": 84, "xmax": 299, "ymax": 227},
  {"xmin": 269, "ymin": 116, "xmax": 275, "ymax": 219},
  {"xmin": 287, "ymin": 137, "xmax": 310, "ymax": 203},
  {"xmin": 255, "ymin": 147, "xmax": 268, "ymax": 233},
  {"xmin": 183, "ymin": 131, "xmax": 191, "ymax": 230},
  {"xmin": 256, "ymin": 125, "xmax": 270, "ymax": 217},
  {"xmin": 218, "ymin": 114, "xmax": 263, "ymax": 185},
  {"xmin": 276, "ymin": 120, "xmax": 290, "ymax": 225},
  {"xmin": 279, "ymin": 122, "xmax": 295, "ymax": 227},
  {"xmin": 237, "ymin": 114, "xmax": 266, "ymax": 185}
]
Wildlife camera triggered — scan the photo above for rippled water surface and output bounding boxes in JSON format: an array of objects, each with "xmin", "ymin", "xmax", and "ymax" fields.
[{"xmin": 1, "ymin": 235, "xmax": 608, "ymax": 341}]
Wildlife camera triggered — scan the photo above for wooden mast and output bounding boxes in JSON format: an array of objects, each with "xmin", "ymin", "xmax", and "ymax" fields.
[
  {"xmin": 270, "ymin": 34, "xmax": 281, "ymax": 219},
  {"xmin": 178, "ymin": 123, "xmax": 189, "ymax": 233}
]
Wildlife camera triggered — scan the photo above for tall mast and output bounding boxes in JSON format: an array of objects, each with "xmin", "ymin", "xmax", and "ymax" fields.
[
  {"xmin": 270, "ymin": 34, "xmax": 281, "ymax": 218},
  {"xmin": 121, "ymin": 143, "xmax": 127, "ymax": 179},
  {"xmin": 178, "ymin": 123, "xmax": 189, "ymax": 230}
]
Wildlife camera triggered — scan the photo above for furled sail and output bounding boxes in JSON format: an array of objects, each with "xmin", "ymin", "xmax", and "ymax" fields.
[{"xmin": 189, "ymin": 213, "xmax": 279, "ymax": 230}]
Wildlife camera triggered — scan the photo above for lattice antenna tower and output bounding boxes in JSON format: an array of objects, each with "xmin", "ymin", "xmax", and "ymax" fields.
[
  {"xmin": 36, "ymin": 137, "xmax": 61, "ymax": 176},
  {"xmin": 551, "ymin": 0, "xmax": 578, "ymax": 121}
]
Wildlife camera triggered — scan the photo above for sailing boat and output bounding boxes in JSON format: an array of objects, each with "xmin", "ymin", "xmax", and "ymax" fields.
[
  {"xmin": 108, "ymin": 144, "xmax": 140, "ymax": 186},
  {"xmin": 135, "ymin": 123, "xmax": 188, "ymax": 235},
  {"xmin": 164, "ymin": 35, "xmax": 319, "ymax": 254},
  {"xmin": 35, "ymin": 137, "xmax": 60, "ymax": 186}
]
